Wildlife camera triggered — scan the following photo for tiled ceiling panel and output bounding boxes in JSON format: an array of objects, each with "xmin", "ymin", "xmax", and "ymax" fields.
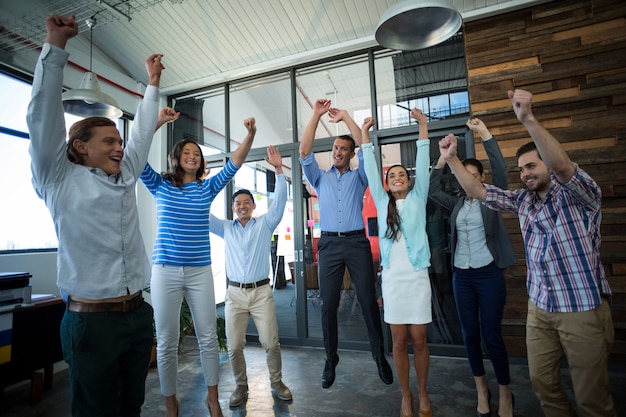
[{"xmin": 0, "ymin": 0, "xmax": 552, "ymax": 93}]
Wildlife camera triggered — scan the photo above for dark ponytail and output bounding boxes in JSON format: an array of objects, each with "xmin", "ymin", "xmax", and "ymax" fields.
[
  {"xmin": 384, "ymin": 164, "xmax": 408, "ymax": 241},
  {"xmin": 385, "ymin": 190, "xmax": 401, "ymax": 240}
]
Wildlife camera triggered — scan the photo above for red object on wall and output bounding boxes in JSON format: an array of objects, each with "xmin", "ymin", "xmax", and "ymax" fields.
[{"xmin": 362, "ymin": 187, "xmax": 380, "ymax": 263}]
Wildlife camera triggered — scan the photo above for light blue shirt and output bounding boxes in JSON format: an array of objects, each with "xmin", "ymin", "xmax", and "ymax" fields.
[
  {"xmin": 454, "ymin": 199, "xmax": 495, "ymax": 269},
  {"xmin": 362, "ymin": 141, "xmax": 431, "ymax": 271},
  {"xmin": 210, "ymin": 174, "xmax": 287, "ymax": 283},
  {"xmin": 299, "ymin": 151, "xmax": 367, "ymax": 232},
  {"xmin": 27, "ymin": 43, "xmax": 159, "ymax": 300}
]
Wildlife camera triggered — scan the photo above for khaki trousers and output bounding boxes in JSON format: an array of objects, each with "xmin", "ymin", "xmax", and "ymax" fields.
[
  {"xmin": 526, "ymin": 298, "xmax": 616, "ymax": 417},
  {"xmin": 225, "ymin": 284, "xmax": 282, "ymax": 386}
]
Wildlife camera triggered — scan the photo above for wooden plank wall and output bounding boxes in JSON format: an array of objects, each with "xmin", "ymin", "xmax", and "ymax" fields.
[{"xmin": 463, "ymin": 0, "xmax": 626, "ymax": 363}]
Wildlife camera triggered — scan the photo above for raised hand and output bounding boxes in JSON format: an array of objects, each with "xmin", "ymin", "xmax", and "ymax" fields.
[
  {"xmin": 231, "ymin": 117, "xmax": 256, "ymax": 166},
  {"xmin": 146, "ymin": 54, "xmax": 165, "ymax": 87},
  {"xmin": 157, "ymin": 107, "xmax": 180, "ymax": 126},
  {"xmin": 362, "ymin": 117, "xmax": 375, "ymax": 131},
  {"xmin": 328, "ymin": 107, "xmax": 348, "ymax": 124},
  {"xmin": 313, "ymin": 99, "xmax": 332, "ymax": 117},
  {"xmin": 244, "ymin": 117, "xmax": 257, "ymax": 136},
  {"xmin": 410, "ymin": 108, "xmax": 427, "ymax": 124},
  {"xmin": 439, "ymin": 134, "xmax": 458, "ymax": 161},
  {"xmin": 507, "ymin": 89, "xmax": 535, "ymax": 124},
  {"xmin": 45, "ymin": 14, "xmax": 79, "ymax": 49},
  {"xmin": 265, "ymin": 145, "xmax": 282, "ymax": 169},
  {"xmin": 466, "ymin": 118, "xmax": 491, "ymax": 140},
  {"xmin": 361, "ymin": 117, "xmax": 375, "ymax": 144}
]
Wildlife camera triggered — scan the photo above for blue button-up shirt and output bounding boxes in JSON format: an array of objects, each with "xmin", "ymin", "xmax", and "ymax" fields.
[
  {"xmin": 210, "ymin": 174, "xmax": 287, "ymax": 283},
  {"xmin": 299, "ymin": 151, "xmax": 367, "ymax": 232}
]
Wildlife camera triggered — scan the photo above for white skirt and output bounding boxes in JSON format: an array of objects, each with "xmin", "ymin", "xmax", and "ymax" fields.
[{"xmin": 381, "ymin": 234, "xmax": 432, "ymax": 325}]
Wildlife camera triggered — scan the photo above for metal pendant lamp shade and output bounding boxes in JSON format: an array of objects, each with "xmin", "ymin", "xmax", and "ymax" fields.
[
  {"xmin": 62, "ymin": 17, "xmax": 123, "ymax": 119},
  {"xmin": 375, "ymin": 0, "xmax": 463, "ymax": 51},
  {"xmin": 62, "ymin": 71, "xmax": 123, "ymax": 119}
]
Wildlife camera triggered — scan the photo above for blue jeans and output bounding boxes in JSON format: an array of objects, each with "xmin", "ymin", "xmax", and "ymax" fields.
[
  {"xmin": 453, "ymin": 262, "xmax": 510, "ymax": 385},
  {"xmin": 60, "ymin": 301, "xmax": 154, "ymax": 417}
]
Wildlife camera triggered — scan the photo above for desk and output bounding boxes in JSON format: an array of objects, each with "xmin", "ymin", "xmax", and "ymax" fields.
[{"xmin": 0, "ymin": 297, "xmax": 65, "ymax": 404}]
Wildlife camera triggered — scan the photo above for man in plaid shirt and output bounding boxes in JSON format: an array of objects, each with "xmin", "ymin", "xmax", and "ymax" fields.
[{"xmin": 438, "ymin": 89, "xmax": 615, "ymax": 417}]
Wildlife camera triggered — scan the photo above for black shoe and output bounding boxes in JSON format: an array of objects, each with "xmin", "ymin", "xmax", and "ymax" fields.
[
  {"xmin": 496, "ymin": 392, "xmax": 514, "ymax": 417},
  {"xmin": 375, "ymin": 355, "xmax": 393, "ymax": 384},
  {"xmin": 322, "ymin": 355, "xmax": 339, "ymax": 389}
]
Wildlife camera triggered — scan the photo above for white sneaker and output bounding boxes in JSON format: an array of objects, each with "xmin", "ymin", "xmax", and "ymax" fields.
[{"xmin": 271, "ymin": 380, "xmax": 292, "ymax": 401}]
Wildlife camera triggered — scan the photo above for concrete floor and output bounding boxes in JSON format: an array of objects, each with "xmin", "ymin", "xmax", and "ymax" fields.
[{"xmin": 1, "ymin": 336, "xmax": 625, "ymax": 416}]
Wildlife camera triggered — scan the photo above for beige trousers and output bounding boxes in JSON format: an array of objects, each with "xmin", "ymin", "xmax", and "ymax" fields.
[
  {"xmin": 526, "ymin": 298, "xmax": 616, "ymax": 417},
  {"xmin": 225, "ymin": 284, "xmax": 282, "ymax": 386}
]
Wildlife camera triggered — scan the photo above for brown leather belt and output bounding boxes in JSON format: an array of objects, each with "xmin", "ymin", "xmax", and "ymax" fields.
[
  {"xmin": 228, "ymin": 278, "xmax": 270, "ymax": 289},
  {"xmin": 67, "ymin": 293, "xmax": 144, "ymax": 313}
]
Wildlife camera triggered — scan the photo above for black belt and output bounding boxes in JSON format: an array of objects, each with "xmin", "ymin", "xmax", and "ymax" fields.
[
  {"xmin": 228, "ymin": 278, "xmax": 270, "ymax": 289},
  {"xmin": 321, "ymin": 229, "xmax": 365, "ymax": 237},
  {"xmin": 67, "ymin": 292, "xmax": 144, "ymax": 313}
]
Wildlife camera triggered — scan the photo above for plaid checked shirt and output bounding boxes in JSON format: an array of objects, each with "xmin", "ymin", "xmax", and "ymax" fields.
[{"xmin": 483, "ymin": 164, "xmax": 611, "ymax": 312}]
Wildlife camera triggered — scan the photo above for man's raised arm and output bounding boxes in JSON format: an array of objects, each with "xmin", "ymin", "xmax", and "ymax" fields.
[
  {"xmin": 508, "ymin": 89, "xmax": 575, "ymax": 183},
  {"xmin": 300, "ymin": 99, "xmax": 331, "ymax": 158}
]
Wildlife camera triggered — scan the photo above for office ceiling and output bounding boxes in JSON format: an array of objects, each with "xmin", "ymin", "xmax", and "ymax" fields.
[{"xmin": 0, "ymin": 0, "xmax": 551, "ymax": 95}]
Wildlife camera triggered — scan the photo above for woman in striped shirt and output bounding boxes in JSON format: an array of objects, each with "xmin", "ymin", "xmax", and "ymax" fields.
[{"xmin": 140, "ymin": 116, "xmax": 256, "ymax": 417}]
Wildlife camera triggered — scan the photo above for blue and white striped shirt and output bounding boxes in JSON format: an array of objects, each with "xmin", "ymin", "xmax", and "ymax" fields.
[
  {"xmin": 483, "ymin": 165, "xmax": 611, "ymax": 312},
  {"xmin": 140, "ymin": 160, "xmax": 239, "ymax": 266}
]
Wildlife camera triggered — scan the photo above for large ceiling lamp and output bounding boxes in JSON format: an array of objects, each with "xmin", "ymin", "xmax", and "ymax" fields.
[
  {"xmin": 62, "ymin": 17, "xmax": 123, "ymax": 119},
  {"xmin": 375, "ymin": 0, "xmax": 463, "ymax": 51}
]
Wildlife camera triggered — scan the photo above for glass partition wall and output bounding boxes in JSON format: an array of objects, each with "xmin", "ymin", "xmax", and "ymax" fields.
[
  {"xmin": 168, "ymin": 32, "xmax": 471, "ymax": 355},
  {"xmin": 0, "ymin": 72, "xmax": 126, "ymax": 252}
]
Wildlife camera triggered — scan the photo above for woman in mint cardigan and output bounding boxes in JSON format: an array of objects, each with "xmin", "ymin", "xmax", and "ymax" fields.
[{"xmin": 361, "ymin": 109, "xmax": 432, "ymax": 417}]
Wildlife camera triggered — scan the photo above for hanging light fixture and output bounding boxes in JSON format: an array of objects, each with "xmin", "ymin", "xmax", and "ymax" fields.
[
  {"xmin": 62, "ymin": 17, "xmax": 123, "ymax": 119},
  {"xmin": 375, "ymin": 0, "xmax": 463, "ymax": 51}
]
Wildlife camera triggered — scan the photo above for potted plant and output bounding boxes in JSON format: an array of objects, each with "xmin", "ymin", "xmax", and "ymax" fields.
[{"xmin": 177, "ymin": 298, "xmax": 227, "ymax": 353}]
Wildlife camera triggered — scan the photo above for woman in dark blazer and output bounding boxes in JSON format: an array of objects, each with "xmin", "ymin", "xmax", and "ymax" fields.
[{"xmin": 429, "ymin": 119, "xmax": 515, "ymax": 417}]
